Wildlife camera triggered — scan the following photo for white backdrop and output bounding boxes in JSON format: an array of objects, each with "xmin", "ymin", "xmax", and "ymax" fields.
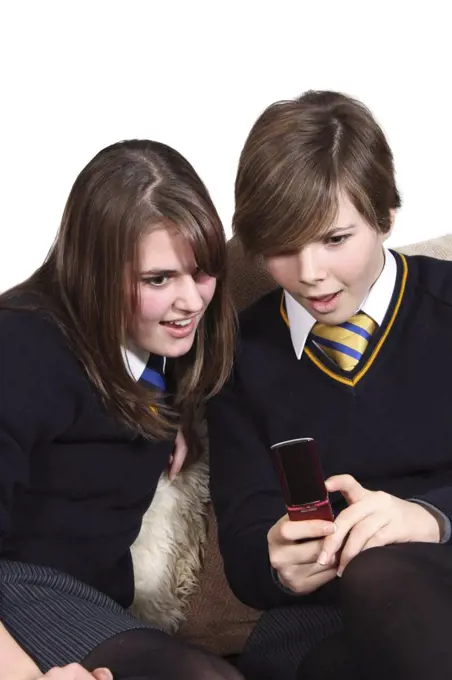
[{"xmin": 1, "ymin": 1, "xmax": 451, "ymax": 291}]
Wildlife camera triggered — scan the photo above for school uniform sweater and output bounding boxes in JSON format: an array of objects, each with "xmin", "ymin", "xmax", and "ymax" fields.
[
  {"xmin": 0, "ymin": 306, "xmax": 174, "ymax": 608},
  {"xmin": 207, "ymin": 251, "xmax": 452, "ymax": 611}
]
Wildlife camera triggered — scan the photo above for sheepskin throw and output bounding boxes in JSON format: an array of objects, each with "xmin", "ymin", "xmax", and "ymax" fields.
[{"xmin": 129, "ymin": 457, "xmax": 209, "ymax": 632}]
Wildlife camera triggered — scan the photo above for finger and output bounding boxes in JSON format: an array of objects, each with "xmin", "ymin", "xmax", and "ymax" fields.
[
  {"xmin": 337, "ymin": 516, "xmax": 389, "ymax": 576},
  {"xmin": 270, "ymin": 538, "xmax": 325, "ymax": 572},
  {"xmin": 274, "ymin": 516, "xmax": 337, "ymax": 544},
  {"xmin": 318, "ymin": 500, "xmax": 375, "ymax": 565},
  {"xmin": 44, "ymin": 665, "xmax": 91, "ymax": 678},
  {"xmin": 281, "ymin": 565, "xmax": 337, "ymax": 595},
  {"xmin": 91, "ymin": 669, "xmax": 114, "ymax": 680},
  {"xmin": 169, "ymin": 429, "xmax": 188, "ymax": 480},
  {"xmin": 325, "ymin": 474, "xmax": 367, "ymax": 505},
  {"xmin": 362, "ymin": 523, "xmax": 396, "ymax": 552}
]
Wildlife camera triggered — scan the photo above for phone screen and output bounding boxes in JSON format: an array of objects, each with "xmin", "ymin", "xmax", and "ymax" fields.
[{"xmin": 271, "ymin": 438, "xmax": 327, "ymax": 506}]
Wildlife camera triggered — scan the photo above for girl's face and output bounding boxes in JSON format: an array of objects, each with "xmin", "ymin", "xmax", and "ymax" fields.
[{"xmin": 128, "ymin": 225, "xmax": 216, "ymax": 357}]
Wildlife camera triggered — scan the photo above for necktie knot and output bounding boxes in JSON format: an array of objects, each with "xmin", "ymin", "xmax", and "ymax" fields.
[{"xmin": 311, "ymin": 312, "xmax": 377, "ymax": 371}]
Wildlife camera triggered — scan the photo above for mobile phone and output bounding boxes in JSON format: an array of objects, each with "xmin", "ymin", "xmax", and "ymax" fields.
[{"xmin": 270, "ymin": 437, "xmax": 334, "ymax": 522}]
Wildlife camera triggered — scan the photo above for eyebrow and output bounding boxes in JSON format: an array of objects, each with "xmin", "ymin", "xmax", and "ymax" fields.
[
  {"xmin": 140, "ymin": 269, "xmax": 179, "ymax": 277},
  {"xmin": 322, "ymin": 224, "xmax": 356, "ymax": 236}
]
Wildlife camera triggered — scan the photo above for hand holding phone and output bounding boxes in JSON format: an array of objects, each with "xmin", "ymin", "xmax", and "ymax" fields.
[
  {"xmin": 268, "ymin": 437, "xmax": 337, "ymax": 593},
  {"xmin": 271, "ymin": 437, "xmax": 334, "ymax": 522},
  {"xmin": 267, "ymin": 510, "xmax": 338, "ymax": 594}
]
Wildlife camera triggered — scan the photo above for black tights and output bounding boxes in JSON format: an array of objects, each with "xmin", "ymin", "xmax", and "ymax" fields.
[
  {"xmin": 81, "ymin": 627, "xmax": 243, "ymax": 680},
  {"xmin": 298, "ymin": 543, "xmax": 452, "ymax": 680}
]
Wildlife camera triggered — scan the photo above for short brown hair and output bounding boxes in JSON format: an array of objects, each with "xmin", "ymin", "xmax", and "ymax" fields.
[
  {"xmin": 234, "ymin": 90, "xmax": 401, "ymax": 256},
  {"xmin": 1, "ymin": 140, "xmax": 235, "ymax": 449}
]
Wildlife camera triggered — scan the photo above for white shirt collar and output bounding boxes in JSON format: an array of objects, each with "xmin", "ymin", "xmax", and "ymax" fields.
[
  {"xmin": 285, "ymin": 248, "xmax": 397, "ymax": 360},
  {"xmin": 121, "ymin": 344, "xmax": 150, "ymax": 381}
]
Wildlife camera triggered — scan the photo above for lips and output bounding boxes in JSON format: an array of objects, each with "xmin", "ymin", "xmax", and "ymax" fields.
[
  {"xmin": 306, "ymin": 291, "xmax": 342, "ymax": 314},
  {"xmin": 308, "ymin": 293, "xmax": 339, "ymax": 303},
  {"xmin": 160, "ymin": 316, "xmax": 198, "ymax": 339},
  {"xmin": 160, "ymin": 316, "xmax": 197, "ymax": 327},
  {"xmin": 161, "ymin": 319, "xmax": 192, "ymax": 327}
]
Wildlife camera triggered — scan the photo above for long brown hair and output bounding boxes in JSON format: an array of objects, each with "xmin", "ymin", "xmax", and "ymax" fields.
[
  {"xmin": 1, "ymin": 140, "xmax": 235, "ymax": 447},
  {"xmin": 234, "ymin": 90, "xmax": 401, "ymax": 256}
]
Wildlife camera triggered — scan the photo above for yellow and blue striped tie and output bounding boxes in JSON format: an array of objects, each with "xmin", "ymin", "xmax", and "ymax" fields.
[{"xmin": 311, "ymin": 312, "xmax": 377, "ymax": 371}]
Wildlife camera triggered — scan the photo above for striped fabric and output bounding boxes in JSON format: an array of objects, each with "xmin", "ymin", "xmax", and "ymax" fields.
[
  {"xmin": 238, "ymin": 599, "xmax": 343, "ymax": 680},
  {"xmin": 311, "ymin": 312, "xmax": 377, "ymax": 371},
  {"xmin": 0, "ymin": 560, "xmax": 153, "ymax": 671}
]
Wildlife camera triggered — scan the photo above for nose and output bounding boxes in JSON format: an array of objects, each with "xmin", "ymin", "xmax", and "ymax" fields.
[
  {"xmin": 174, "ymin": 275, "xmax": 204, "ymax": 314},
  {"xmin": 297, "ymin": 246, "xmax": 326, "ymax": 285}
]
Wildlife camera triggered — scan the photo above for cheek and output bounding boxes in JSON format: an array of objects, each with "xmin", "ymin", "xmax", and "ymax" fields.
[
  {"xmin": 199, "ymin": 277, "xmax": 217, "ymax": 306},
  {"xmin": 136, "ymin": 288, "xmax": 170, "ymax": 323},
  {"xmin": 265, "ymin": 258, "xmax": 297, "ymax": 287},
  {"xmin": 339, "ymin": 238, "xmax": 382, "ymax": 288}
]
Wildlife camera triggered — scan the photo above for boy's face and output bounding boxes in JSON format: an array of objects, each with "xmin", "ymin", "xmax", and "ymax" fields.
[{"xmin": 264, "ymin": 193, "xmax": 392, "ymax": 325}]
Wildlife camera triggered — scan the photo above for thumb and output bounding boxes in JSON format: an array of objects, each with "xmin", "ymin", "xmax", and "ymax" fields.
[
  {"xmin": 325, "ymin": 474, "xmax": 367, "ymax": 505},
  {"xmin": 91, "ymin": 669, "xmax": 113, "ymax": 680},
  {"xmin": 169, "ymin": 429, "xmax": 188, "ymax": 480}
]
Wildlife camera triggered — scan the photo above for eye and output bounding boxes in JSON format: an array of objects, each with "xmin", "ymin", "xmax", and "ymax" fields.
[
  {"xmin": 193, "ymin": 268, "xmax": 211, "ymax": 282},
  {"xmin": 325, "ymin": 234, "xmax": 351, "ymax": 246},
  {"xmin": 142, "ymin": 275, "xmax": 169, "ymax": 287}
]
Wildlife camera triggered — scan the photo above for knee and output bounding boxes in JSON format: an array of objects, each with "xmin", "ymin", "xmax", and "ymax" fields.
[
  {"xmin": 183, "ymin": 646, "xmax": 244, "ymax": 680},
  {"xmin": 341, "ymin": 545, "xmax": 409, "ymax": 597},
  {"xmin": 340, "ymin": 544, "xmax": 417, "ymax": 602}
]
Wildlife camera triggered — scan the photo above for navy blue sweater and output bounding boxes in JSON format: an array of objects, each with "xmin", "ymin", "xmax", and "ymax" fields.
[
  {"xmin": 0, "ymin": 307, "xmax": 173, "ymax": 608},
  {"xmin": 208, "ymin": 252, "xmax": 452, "ymax": 611}
]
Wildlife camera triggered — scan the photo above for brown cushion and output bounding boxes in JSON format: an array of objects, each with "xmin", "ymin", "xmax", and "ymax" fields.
[
  {"xmin": 177, "ymin": 503, "xmax": 261, "ymax": 656},
  {"xmin": 227, "ymin": 235, "xmax": 276, "ymax": 312}
]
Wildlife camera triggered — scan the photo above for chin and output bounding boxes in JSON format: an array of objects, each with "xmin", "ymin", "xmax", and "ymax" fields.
[
  {"xmin": 316, "ymin": 310, "xmax": 351, "ymax": 326},
  {"xmin": 162, "ymin": 338, "xmax": 197, "ymax": 358}
]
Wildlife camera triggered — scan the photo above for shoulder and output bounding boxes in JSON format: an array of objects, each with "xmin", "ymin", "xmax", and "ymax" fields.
[
  {"xmin": 0, "ymin": 299, "xmax": 88, "ymax": 450},
  {"xmin": 1, "ymin": 303, "xmax": 68, "ymax": 351},
  {"xmin": 402, "ymin": 252, "xmax": 452, "ymax": 306},
  {"xmin": 238, "ymin": 288, "xmax": 284, "ymax": 337},
  {"xmin": 0, "ymin": 298, "xmax": 81, "ymax": 380},
  {"xmin": 234, "ymin": 288, "xmax": 293, "ymax": 376}
]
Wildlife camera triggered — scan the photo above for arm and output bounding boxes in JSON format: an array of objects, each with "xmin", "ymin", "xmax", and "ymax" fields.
[
  {"xmin": 207, "ymin": 371, "xmax": 288, "ymax": 609},
  {"xmin": 207, "ymin": 368, "xmax": 337, "ymax": 609},
  {"xmin": 0, "ymin": 310, "xmax": 81, "ymax": 675},
  {"xmin": 410, "ymin": 488, "xmax": 452, "ymax": 543}
]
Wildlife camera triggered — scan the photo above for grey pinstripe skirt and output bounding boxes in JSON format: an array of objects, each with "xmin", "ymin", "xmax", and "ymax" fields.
[
  {"xmin": 237, "ymin": 583, "xmax": 344, "ymax": 680},
  {"xmin": 0, "ymin": 560, "xmax": 154, "ymax": 672}
]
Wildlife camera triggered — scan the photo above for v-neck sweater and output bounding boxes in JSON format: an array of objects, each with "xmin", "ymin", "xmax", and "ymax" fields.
[
  {"xmin": 0, "ymin": 304, "xmax": 174, "ymax": 608},
  {"xmin": 207, "ymin": 251, "xmax": 452, "ymax": 610}
]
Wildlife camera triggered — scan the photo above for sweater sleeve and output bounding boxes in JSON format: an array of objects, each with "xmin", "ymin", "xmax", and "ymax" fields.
[
  {"xmin": 0, "ymin": 309, "xmax": 80, "ymax": 554},
  {"xmin": 207, "ymin": 368, "xmax": 302, "ymax": 611},
  {"xmin": 411, "ymin": 490, "xmax": 452, "ymax": 544}
]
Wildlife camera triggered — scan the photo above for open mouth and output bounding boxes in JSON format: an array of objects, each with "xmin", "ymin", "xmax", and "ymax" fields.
[
  {"xmin": 160, "ymin": 318, "xmax": 193, "ymax": 328},
  {"xmin": 308, "ymin": 293, "xmax": 338, "ymax": 302},
  {"xmin": 306, "ymin": 291, "xmax": 342, "ymax": 313}
]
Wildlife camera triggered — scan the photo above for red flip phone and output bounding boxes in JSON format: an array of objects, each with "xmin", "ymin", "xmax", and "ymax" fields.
[{"xmin": 270, "ymin": 437, "xmax": 334, "ymax": 522}]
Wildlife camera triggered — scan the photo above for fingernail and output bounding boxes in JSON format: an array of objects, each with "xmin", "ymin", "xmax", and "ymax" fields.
[
  {"xmin": 317, "ymin": 551, "xmax": 328, "ymax": 565},
  {"xmin": 96, "ymin": 670, "xmax": 113, "ymax": 680},
  {"xmin": 337, "ymin": 569, "xmax": 343, "ymax": 578},
  {"xmin": 325, "ymin": 523, "xmax": 337, "ymax": 534}
]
